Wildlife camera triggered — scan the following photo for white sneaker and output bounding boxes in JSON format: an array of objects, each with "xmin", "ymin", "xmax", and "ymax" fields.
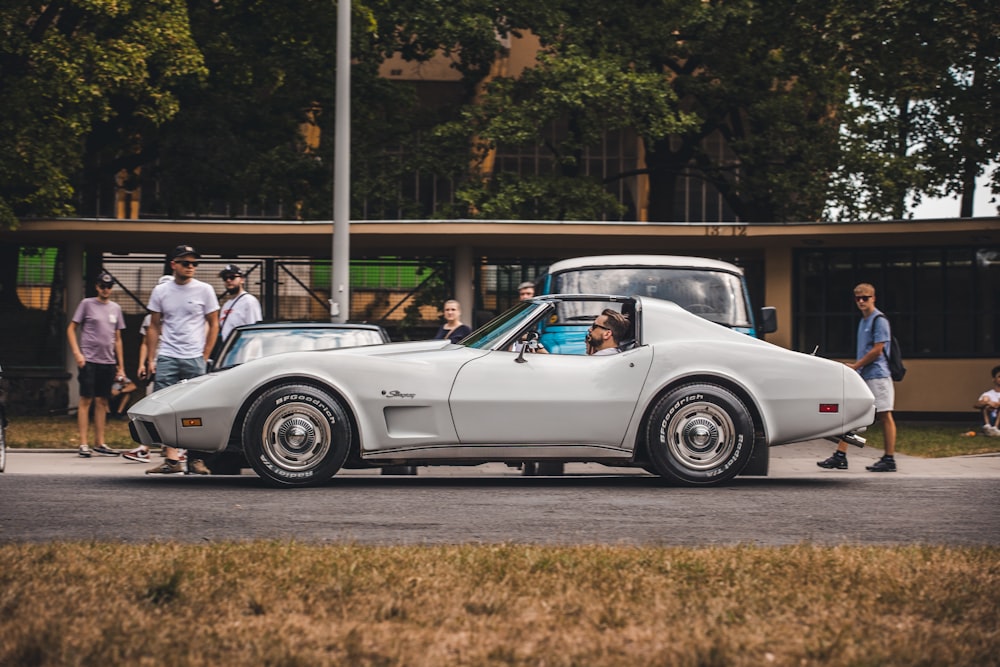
[
  {"xmin": 986, "ymin": 425, "xmax": 1000, "ymax": 437},
  {"xmin": 122, "ymin": 446, "xmax": 150, "ymax": 462},
  {"xmin": 78, "ymin": 445, "xmax": 92, "ymax": 458}
]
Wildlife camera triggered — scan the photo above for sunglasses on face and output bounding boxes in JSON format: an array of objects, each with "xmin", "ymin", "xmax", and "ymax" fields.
[
  {"xmin": 222, "ymin": 274, "xmax": 240, "ymax": 280},
  {"xmin": 855, "ymin": 295, "xmax": 872, "ymax": 302},
  {"xmin": 590, "ymin": 322, "xmax": 611, "ymax": 331},
  {"xmin": 97, "ymin": 284, "xmax": 113, "ymax": 289},
  {"xmin": 175, "ymin": 260, "xmax": 199, "ymax": 268}
]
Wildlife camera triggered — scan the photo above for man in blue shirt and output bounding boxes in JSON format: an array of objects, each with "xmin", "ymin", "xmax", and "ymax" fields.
[{"xmin": 818, "ymin": 282, "xmax": 898, "ymax": 472}]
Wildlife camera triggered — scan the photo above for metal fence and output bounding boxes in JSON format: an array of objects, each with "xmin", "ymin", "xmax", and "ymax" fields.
[{"xmin": 100, "ymin": 255, "xmax": 455, "ymax": 340}]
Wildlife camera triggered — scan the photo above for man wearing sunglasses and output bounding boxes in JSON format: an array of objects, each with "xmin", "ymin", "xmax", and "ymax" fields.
[
  {"xmin": 143, "ymin": 245, "xmax": 220, "ymax": 475},
  {"xmin": 67, "ymin": 271, "xmax": 126, "ymax": 458},
  {"xmin": 586, "ymin": 309, "xmax": 629, "ymax": 356},
  {"xmin": 817, "ymin": 283, "xmax": 898, "ymax": 472},
  {"xmin": 217, "ymin": 264, "xmax": 262, "ymax": 342}
]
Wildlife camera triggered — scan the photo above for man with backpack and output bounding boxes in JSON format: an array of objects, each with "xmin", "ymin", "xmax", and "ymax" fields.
[{"xmin": 817, "ymin": 283, "xmax": 898, "ymax": 472}]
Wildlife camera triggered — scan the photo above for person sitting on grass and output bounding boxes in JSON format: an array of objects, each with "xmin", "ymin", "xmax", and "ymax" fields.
[{"xmin": 974, "ymin": 364, "xmax": 1000, "ymax": 437}]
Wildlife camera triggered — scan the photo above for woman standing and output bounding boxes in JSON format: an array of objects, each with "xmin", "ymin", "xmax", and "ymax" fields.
[{"xmin": 433, "ymin": 299, "xmax": 472, "ymax": 343}]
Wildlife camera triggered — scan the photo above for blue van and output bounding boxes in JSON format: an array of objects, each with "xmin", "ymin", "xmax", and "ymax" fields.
[{"xmin": 535, "ymin": 254, "xmax": 777, "ymax": 354}]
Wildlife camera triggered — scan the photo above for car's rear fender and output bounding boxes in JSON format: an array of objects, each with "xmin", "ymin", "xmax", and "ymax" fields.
[{"xmin": 630, "ymin": 373, "xmax": 768, "ymax": 468}]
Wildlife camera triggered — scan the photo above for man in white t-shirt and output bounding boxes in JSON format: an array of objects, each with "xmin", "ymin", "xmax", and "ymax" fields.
[
  {"xmin": 143, "ymin": 245, "xmax": 220, "ymax": 475},
  {"xmin": 218, "ymin": 264, "xmax": 262, "ymax": 342},
  {"xmin": 975, "ymin": 365, "xmax": 1000, "ymax": 436}
]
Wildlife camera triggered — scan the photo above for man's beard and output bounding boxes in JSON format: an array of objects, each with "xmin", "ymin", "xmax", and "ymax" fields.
[{"xmin": 226, "ymin": 286, "xmax": 240, "ymax": 295}]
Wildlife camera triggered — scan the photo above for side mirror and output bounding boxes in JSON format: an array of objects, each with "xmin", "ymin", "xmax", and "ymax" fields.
[
  {"xmin": 515, "ymin": 331, "xmax": 539, "ymax": 364},
  {"xmin": 758, "ymin": 307, "xmax": 778, "ymax": 335}
]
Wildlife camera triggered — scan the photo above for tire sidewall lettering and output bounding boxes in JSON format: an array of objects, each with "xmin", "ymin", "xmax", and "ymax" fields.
[
  {"xmin": 258, "ymin": 453, "xmax": 319, "ymax": 480},
  {"xmin": 244, "ymin": 384, "xmax": 350, "ymax": 487},
  {"xmin": 648, "ymin": 385, "xmax": 752, "ymax": 484},
  {"xmin": 658, "ymin": 392, "xmax": 704, "ymax": 440},
  {"xmin": 274, "ymin": 394, "xmax": 336, "ymax": 424}
]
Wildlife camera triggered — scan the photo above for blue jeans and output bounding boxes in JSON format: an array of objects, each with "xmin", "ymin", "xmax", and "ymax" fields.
[{"xmin": 154, "ymin": 356, "xmax": 206, "ymax": 392}]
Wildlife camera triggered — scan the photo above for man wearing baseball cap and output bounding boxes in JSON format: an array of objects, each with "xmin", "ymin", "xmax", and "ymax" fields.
[
  {"xmin": 218, "ymin": 264, "xmax": 262, "ymax": 342},
  {"xmin": 67, "ymin": 271, "xmax": 126, "ymax": 458},
  {"xmin": 143, "ymin": 245, "xmax": 219, "ymax": 475}
]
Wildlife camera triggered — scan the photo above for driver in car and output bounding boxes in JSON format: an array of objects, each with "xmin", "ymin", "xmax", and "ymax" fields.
[{"xmin": 586, "ymin": 309, "xmax": 629, "ymax": 355}]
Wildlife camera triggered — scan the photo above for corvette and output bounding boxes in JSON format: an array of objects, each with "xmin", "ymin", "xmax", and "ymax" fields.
[{"xmin": 128, "ymin": 294, "xmax": 874, "ymax": 487}]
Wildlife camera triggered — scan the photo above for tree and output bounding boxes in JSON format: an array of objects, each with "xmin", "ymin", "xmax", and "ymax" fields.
[
  {"xmin": 0, "ymin": 0, "xmax": 206, "ymax": 229},
  {"xmin": 445, "ymin": 45, "xmax": 698, "ymax": 219},
  {"xmin": 457, "ymin": 0, "xmax": 855, "ymax": 222},
  {"xmin": 830, "ymin": 0, "xmax": 1000, "ymax": 219}
]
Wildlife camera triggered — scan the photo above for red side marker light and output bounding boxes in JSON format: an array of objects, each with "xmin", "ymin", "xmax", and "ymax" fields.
[
  {"xmin": 819, "ymin": 404, "xmax": 839, "ymax": 413},
  {"xmin": 181, "ymin": 418, "xmax": 203, "ymax": 427}
]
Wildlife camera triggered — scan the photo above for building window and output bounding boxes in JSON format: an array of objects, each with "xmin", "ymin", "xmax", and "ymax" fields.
[{"xmin": 795, "ymin": 247, "xmax": 1000, "ymax": 358}]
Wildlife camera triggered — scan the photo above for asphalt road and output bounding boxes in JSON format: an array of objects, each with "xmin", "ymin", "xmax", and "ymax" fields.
[{"xmin": 2, "ymin": 441, "xmax": 999, "ymax": 545}]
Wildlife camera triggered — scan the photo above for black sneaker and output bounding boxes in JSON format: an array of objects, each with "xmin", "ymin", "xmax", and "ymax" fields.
[
  {"xmin": 817, "ymin": 454, "xmax": 847, "ymax": 470},
  {"xmin": 866, "ymin": 456, "xmax": 896, "ymax": 472}
]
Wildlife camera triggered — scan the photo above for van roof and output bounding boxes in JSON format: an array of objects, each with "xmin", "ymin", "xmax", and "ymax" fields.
[{"xmin": 545, "ymin": 254, "xmax": 745, "ymax": 275}]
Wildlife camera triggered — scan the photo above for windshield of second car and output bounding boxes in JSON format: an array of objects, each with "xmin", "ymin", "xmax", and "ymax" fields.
[
  {"xmin": 553, "ymin": 267, "xmax": 750, "ymax": 327},
  {"xmin": 218, "ymin": 328, "xmax": 385, "ymax": 369}
]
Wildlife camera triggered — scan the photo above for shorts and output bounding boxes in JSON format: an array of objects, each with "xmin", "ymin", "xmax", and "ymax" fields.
[
  {"xmin": 78, "ymin": 362, "xmax": 117, "ymax": 399},
  {"xmin": 154, "ymin": 356, "xmax": 206, "ymax": 392},
  {"xmin": 865, "ymin": 377, "xmax": 895, "ymax": 413}
]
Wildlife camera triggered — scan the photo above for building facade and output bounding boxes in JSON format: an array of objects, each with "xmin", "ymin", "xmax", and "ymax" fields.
[{"xmin": 2, "ymin": 216, "xmax": 997, "ymax": 416}]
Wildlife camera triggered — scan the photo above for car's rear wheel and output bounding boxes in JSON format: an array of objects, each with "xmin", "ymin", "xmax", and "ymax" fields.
[
  {"xmin": 646, "ymin": 383, "xmax": 754, "ymax": 485},
  {"xmin": 242, "ymin": 384, "xmax": 351, "ymax": 487}
]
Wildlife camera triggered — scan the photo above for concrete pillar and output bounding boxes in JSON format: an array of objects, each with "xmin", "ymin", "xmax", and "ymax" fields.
[
  {"xmin": 454, "ymin": 246, "xmax": 475, "ymax": 324},
  {"xmin": 65, "ymin": 242, "xmax": 85, "ymax": 410},
  {"xmin": 763, "ymin": 245, "xmax": 793, "ymax": 350}
]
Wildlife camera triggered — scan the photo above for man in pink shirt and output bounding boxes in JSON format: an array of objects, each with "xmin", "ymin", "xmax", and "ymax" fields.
[{"xmin": 67, "ymin": 271, "xmax": 125, "ymax": 457}]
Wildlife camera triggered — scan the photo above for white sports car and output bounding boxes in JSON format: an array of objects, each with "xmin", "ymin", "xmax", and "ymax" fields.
[{"xmin": 128, "ymin": 295, "xmax": 874, "ymax": 487}]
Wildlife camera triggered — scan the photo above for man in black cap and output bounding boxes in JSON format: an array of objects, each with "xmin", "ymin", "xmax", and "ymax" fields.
[
  {"xmin": 67, "ymin": 271, "xmax": 126, "ymax": 458},
  {"xmin": 218, "ymin": 264, "xmax": 262, "ymax": 342},
  {"xmin": 143, "ymin": 245, "xmax": 219, "ymax": 475}
]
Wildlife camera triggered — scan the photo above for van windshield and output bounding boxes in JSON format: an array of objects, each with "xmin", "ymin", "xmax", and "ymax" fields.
[{"xmin": 553, "ymin": 267, "xmax": 750, "ymax": 327}]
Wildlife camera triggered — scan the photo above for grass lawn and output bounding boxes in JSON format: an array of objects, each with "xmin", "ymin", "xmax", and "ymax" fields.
[
  {"xmin": 0, "ymin": 543, "xmax": 997, "ymax": 666},
  {"xmin": 6, "ymin": 413, "xmax": 999, "ymax": 457}
]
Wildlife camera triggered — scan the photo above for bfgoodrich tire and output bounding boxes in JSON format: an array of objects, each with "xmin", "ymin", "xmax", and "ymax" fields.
[
  {"xmin": 646, "ymin": 383, "xmax": 754, "ymax": 486},
  {"xmin": 242, "ymin": 384, "xmax": 352, "ymax": 487}
]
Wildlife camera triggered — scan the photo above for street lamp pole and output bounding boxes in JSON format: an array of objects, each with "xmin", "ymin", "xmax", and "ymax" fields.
[{"xmin": 330, "ymin": 0, "xmax": 351, "ymax": 323}]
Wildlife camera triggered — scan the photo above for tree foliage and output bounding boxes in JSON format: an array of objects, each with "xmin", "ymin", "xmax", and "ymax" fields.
[
  {"xmin": 833, "ymin": 0, "xmax": 1000, "ymax": 219},
  {"xmin": 0, "ymin": 0, "xmax": 206, "ymax": 229},
  {"xmin": 0, "ymin": 0, "xmax": 996, "ymax": 227},
  {"xmin": 465, "ymin": 0, "xmax": 856, "ymax": 222}
]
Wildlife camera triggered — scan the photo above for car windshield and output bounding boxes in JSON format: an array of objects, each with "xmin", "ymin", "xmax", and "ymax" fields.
[
  {"xmin": 217, "ymin": 328, "xmax": 385, "ymax": 369},
  {"xmin": 552, "ymin": 267, "xmax": 749, "ymax": 326},
  {"xmin": 460, "ymin": 300, "xmax": 543, "ymax": 350}
]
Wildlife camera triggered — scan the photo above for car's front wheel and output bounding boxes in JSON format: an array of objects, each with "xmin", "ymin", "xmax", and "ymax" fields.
[
  {"xmin": 242, "ymin": 384, "xmax": 351, "ymax": 487},
  {"xmin": 645, "ymin": 383, "xmax": 754, "ymax": 485}
]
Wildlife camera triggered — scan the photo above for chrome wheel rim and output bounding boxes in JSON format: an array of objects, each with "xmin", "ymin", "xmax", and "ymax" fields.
[
  {"xmin": 661, "ymin": 401, "xmax": 736, "ymax": 471},
  {"xmin": 259, "ymin": 403, "xmax": 332, "ymax": 473}
]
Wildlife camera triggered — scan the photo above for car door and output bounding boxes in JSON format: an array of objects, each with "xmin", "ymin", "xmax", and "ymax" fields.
[{"xmin": 448, "ymin": 346, "xmax": 653, "ymax": 446}]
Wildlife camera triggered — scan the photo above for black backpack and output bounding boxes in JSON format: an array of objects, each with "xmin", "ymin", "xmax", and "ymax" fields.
[{"xmin": 874, "ymin": 314, "xmax": 906, "ymax": 382}]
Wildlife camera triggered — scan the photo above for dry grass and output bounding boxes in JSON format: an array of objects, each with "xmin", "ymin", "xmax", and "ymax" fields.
[
  {"xmin": 0, "ymin": 543, "xmax": 997, "ymax": 666},
  {"xmin": 6, "ymin": 414, "xmax": 135, "ymax": 449}
]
